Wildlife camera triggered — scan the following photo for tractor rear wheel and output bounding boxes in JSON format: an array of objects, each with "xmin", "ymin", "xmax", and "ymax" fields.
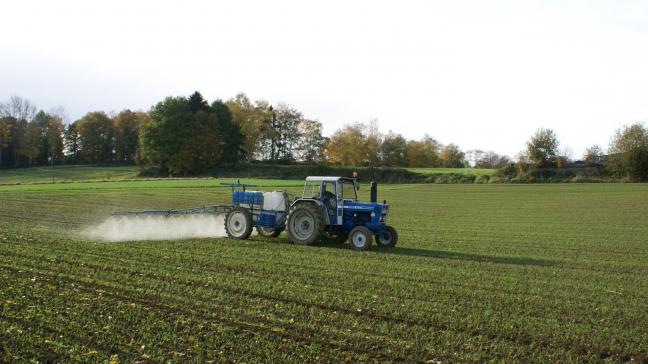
[
  {"xmin": 257, "ymin": 226, "xmax": 283, "ymax": 238},
  {"xmin": 287, "ymin": 203, "xmax": 325, "ymax": 245},
  {"xmin": 321, "ymin": 230, "xmax": 348, "ymax": 244},
  {"xmin": 348, "ymin": 226, "xmax": 373, "ymax": 251},
  {"xmin": 375, "ymin": 226, "xmax": 398, "ymax": 247},
  {"xmin": 225, "ymin": 207, "xmax": 253, "ymax": 240}
]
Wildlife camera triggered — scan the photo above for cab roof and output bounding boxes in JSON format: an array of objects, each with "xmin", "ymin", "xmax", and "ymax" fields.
[{"xmin": 305, "ymin": 176, "xmax": 355, "ymax": 182}]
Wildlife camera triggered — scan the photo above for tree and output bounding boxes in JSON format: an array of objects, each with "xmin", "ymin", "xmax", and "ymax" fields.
[
  {"xmin": 0, "ymin": 96, "xmax": 36, "ymax": 167},
  {"xmin": 364, "ymin": 119, "xmax": 381, "ymax": 167},
  {"xmin": 211, "ymin": 100, "xmax": 244, "ymax": 163},
  {"xmin": 380, "ymin": 131, "xmax": 408, "ymax": 167},
  {"xmin": 20, "ymin": 122, "xmax": 41, "ymax": 167},
  {"xmin": 225, "ymin": 93, "xmax": 273, "ymax": 160},
  {"xmin": 476, "ymin": 151, "xmax": 510, "ymax": 168},
  {"xmin": 465, "ymin": 149, "xmax": 484, "ymax": 167},
  {"xmin": 295, "ymin": 119, "xmax": 326, "ymax": 163},
  {"xmin": 272, "ymin": 103, "xmax": 304, "ymax": 162},
  {"xmin": 24, "ymin": 111, "xmax": 49, "ymax": 166},
  {"xmin": 139, "ymin": 92, "xmax": 241, "ymax": 175},
  {"xmin": 406, "ymin": 135, "xmax": 440, "ymax": 167},
  {"xmin": 25, "ymin": 111, "xmax": 65, "ymax": 166},
  {"xmin": 439, "ymin": 143, "xmax": 466, "ymax": 167},
  {"xmin": 7, "ymin": 119, "xmax": 27, "ymax": 167},
  {"xmin": 0, "ymin": 95, "xmax": 37, "ymax": 122},
  {"xmin": 326, "ymin": 121, "xmax": 388, "ymax": 166},
  {"xmin": 139, "ymin": 96, "xmax": 193, "ymax": 173},
  {"xmin": 326, "ymin": 123, "xmax": 367, "ymax": 166},
  {"xmin": 76, "ymin": 111, "xmax": 114, "ymax": 164},
  {"xmin": 583, "ymin": 145, "xmax": 603, "ymax": 164},
  {"xmin": 64, "ymin": 122, "xmax": 81, "ymax": 163},
  {"xmin": 0, "ymin": 118, "xmax": 11, "ymax": 168},
  {"xmin": 113, "ymin": 110, "xmax": 148, "ymax": 164},
  {"xmin": 608, "ymin": 123, "xmax": 648, "ymax": 181},
  {"xmin": 46, "ymin": 115, "xmax": 64, "ymax": 166},
  {"xmin": 526, "ymin": 128, "xmax": 559, "ymax": 167}
]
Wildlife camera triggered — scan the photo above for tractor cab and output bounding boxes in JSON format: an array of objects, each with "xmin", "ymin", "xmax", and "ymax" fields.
[
  {"xmin": 301, "ymin": 176, "xmax": 357, "ymax": 225},
  {"xmin": 289, "ymin": 176, "xmax": 397, "ymax": 250}
]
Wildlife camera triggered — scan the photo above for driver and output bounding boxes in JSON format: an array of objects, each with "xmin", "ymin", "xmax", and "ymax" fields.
[{"xmin": 321, "ymin": 184, "xmax": 336, "ymax": 211}]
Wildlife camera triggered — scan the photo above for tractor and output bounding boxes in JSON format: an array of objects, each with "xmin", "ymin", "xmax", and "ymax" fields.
[
  {"xmin": 224, "ymin": 176, "xmax": 398, "ymax": 251},
  {"xmin": 114, "ymin": 176, "xmax": 397, "ymax": 251}
]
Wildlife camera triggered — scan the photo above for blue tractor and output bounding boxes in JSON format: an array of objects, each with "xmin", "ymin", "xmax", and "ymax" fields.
[
  {"xmin": 284, "ymin": 176, "xmax": 398, "ymax": 251},
  {"xmin": 116, "ymin": 176, "xmax": 397, "ymax": 251}
]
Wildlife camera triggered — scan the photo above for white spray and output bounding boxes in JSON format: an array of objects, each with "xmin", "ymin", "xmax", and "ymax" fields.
[{"xmin": 82, "ymin": 214, "xmax": 227, "ymax": 242}]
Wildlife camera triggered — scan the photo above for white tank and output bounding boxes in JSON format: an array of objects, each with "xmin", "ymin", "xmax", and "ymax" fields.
[{"xmin": 263, "ymin": 191, "xmax": 286, "ymax": 211}]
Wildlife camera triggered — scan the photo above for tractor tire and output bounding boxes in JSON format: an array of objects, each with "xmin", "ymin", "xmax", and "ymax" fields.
[
  {"xmin": 287, "ymin": 203, "xmax": 326, "ymax": 245},
  {"xmin": 321, "ymin": 230, "xmax": 348, "ymax": 244},
  {"xmin": 225, "ymin": 207, "xmax": 253, "ymax": 240},
  {"xmin": 348, "ymin": 226, "xmax": 373, "ymax": 251},
  {"xmin": 257, "ymin": 226, "xmax": 284, "ymax": 238},
  {"xmin": 375, "ymin": 225, "xmax": 398, "ymax": 247}
]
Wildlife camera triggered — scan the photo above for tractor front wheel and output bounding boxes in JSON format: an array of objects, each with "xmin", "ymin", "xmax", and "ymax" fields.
[
  {"xmin": 375, "ymin": 226, "xmax": 398, "ymax": 247},
  {"xmin": 348, "ymin": 226, "xmax": 373, "ymax": 251},
  {"xmin": 225, "ymin": 207, "xmax": 253, "ymax": 240},
  {"xmin": 287, "ymin": 203, "xmax": 325, "ymax": 245}
]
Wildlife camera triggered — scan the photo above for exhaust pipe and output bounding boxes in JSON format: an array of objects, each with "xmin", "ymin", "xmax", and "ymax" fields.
[{"xmin": 370, "ymin": 181, "xmax": 378, "ymax": 203}]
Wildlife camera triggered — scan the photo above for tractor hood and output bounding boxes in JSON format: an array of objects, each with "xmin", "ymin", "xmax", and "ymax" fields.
[
  {"xmin": 343, "ymin": 201, "xmax": 385, "ymax": 212},
  {"xmin": 343, "ymin": 200, "xmax": 389, "ymax": 225}
]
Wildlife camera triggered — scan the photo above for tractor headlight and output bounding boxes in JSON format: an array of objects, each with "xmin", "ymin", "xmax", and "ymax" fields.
[{"xmin": 380, "ymin": 206, "xmax": 388, "ymax": 223}]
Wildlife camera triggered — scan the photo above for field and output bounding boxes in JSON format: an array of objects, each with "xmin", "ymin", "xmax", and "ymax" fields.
[
  {"xmin": 1, "ymin": 169, "xmax": 647, "ymax": 362},
  {"xmin": 0, "ymin": 165, "xmax": 140, "ymax": 185}
]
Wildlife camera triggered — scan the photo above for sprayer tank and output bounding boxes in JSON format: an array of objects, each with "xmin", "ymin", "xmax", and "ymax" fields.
[{"xmin": 263, "ymin": 191, "xmax": 286, "ymax": 211}]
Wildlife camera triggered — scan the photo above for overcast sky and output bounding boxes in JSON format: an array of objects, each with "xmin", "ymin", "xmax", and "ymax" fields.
[{"xmin": 1, "ymin": 0, "xmax": 647, "ymax": 158}]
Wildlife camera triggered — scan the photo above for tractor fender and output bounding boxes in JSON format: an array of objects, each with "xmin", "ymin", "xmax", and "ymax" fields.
[{"xmin": 290, "ymin": 198, "xmax": 330, "ymax": 225}]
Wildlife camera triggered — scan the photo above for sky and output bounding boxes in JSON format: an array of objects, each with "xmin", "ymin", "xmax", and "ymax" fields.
[{"xmin": 1, "ymin": 0, "xmax": 647, "ymax": 159}]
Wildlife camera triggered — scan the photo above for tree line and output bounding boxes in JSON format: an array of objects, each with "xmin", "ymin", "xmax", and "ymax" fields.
[
  {"xmin": 0, "ymin": 92, "xmax": 485, "ymax": 173},
  {"xmin": 1, "ymin": 93, "xmax": 647, "ymax": 180},
  {"xmin": 0, "ymin": 96, "xmax": 147, "ymax": 168}
]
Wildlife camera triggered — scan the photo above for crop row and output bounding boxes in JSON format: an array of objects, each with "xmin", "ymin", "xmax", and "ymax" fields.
[{"xmin": 2, "ymin": 242, "xmax": 646, "ymax": 362}]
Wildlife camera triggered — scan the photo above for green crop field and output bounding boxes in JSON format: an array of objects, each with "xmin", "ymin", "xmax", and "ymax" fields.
[
  {"xmin": 0, "ymin": 165, "xmax": 141, "ymax": 185},
  {"xmin": 1, "ymin": 173, "xmax": 647, "ymax": 362}
]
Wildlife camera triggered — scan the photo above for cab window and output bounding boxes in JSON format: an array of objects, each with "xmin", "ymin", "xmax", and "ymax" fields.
[
  {"xmin": 339, "ymin": 180, "xmax": 357, "ymax": 201},
  {"xmin": 303, "ymin": 181, "xmax": 321, "ymax": 198}
]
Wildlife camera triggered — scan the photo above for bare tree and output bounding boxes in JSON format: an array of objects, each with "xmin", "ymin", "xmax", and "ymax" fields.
[
  {"xmin": 465, "ymin": 149, "xmax": 484, "ymax": 167},
  {"xmin": 476, "ymin": 151, "xmax": 511, "ymax": 168},
  {"xmin": 0, "ymin": 96, "xmax": 38, "ymax": 167},
  {"xmin": 0, "ymin": 95, "xmax": 37, "ymax": 122}
]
